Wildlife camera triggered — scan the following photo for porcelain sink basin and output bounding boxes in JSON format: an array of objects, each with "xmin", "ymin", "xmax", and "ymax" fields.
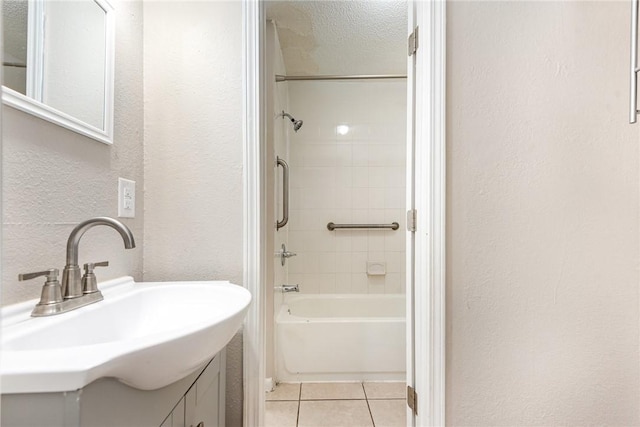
[{"xmin": 1, "ymin": 276, "xmax": 251, "ymax": 394}]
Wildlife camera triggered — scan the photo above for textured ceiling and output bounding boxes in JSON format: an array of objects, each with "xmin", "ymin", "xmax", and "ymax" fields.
[{"xmin": 266, "ymin": 0, "xmax": 407, "ymax": 76}]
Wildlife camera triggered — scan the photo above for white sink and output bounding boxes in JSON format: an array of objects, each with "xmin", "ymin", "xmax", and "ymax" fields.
[{"xmin": 0, "ymin": 276, "xmax": 251, "ymax": 394}]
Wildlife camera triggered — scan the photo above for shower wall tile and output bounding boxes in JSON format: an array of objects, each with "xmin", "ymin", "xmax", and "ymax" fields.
[
  {"xmin": 352, "ymin": 208, "xmax": 369, "ymax": 222},
  {"xmin": 369, "ymin": 251, "xmax": 385, "ymax": 264},
  {"xmin": 335, "ymin": 273, "xmax": 352, "ymax": 293},
  {"xmin": 334, "ymin": 209, "xmax": 352, "ymax": 223},
  {"xmin": 385, "ymin": 230, "xmax": 404, "ymax": 252},
  {"xmin": 368, "ymin": 209, "xmax": 386, "ymax": 224},
  {"xmin": 351, "ymin": 273, "xmax": 369, "ymax": 293},
  {"xmin": 304, "ymin": 254, "xmax": 320, "ymax": 274},
  {"xmin": 352, "ymin": 168, "xmax": 369, "ymax": 188},
  {"xmin": 352, "ymin": 233, "xmax": 368, "ymax": 252},
  {"xmin": 288, "ymin": 252, "xmax": 304, "ymax": 274},
  {"xmin": 384, "ymin": 188, "xmax": 404, "ymax": 209},
  {"xmin": 288, "ymin": 210, "xmax": 304, "ymax": 231},
  {"xmin": 288, "ymin": 80, "xmax": 406, "ymax": 294},
  {"xmin": 354, "ymin": 252, "xmax": 371, "ymax": 273},
  {"xmin": 386, "ymin": 167, "xmax": 405, "ymax": 187},
  {"xmin": 385, "ymin": 273, "xmax": 403, "ymax": 294},
  {"xmin": 352, "ymin": 191, "xmax": 369, "ymax": 209},
  {"xmin": 368, "ymin": 232, "xmax": 385, "ymax": 253},
  {"xmin": 335, "ymin": 232, "xmax": 352, "ymax": 252},
  {"xmin": 318, "ymin": 252, "xmax": 336, "ymax": 273},
  {"xmin": 335, "ymin": 167, "xmax": 353, "ymax": 185},
  {"xmin": 335, "ymin": 145, "xmax": 352, "ymax": 163},
  {"xmin": 368, "ymin": 276, "xmax": 386, "ymax": 294},
  {"xmin": 385, "ymin": 252, "xmax": 404, "ymax": 273},
  {"xmin": 369, "ymin": 168, "xmax": 387, "ymax": 188},
  {"xmin": 353, "ymin": 146, "xmax": 369, "ymax": 166},
  {"xmin": 369, "ymin": 189, "xmax": 385, "ymax": 209},
  {"xmin": 335, "ymin": 256, "xmax": 351, "ymax": 273},
  {"xmin": 318, "ymin": 274, "xmax": 336, "ymax": 293}
]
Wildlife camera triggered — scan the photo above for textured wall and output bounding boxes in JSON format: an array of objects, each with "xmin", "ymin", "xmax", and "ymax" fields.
[
  {"xmin": 447, "ymin": 2, "xmax": 640, "ymax": 424},
  {"xmin": 2, "ymin": 0, "xmax": 144, "ymax": 305},
  {"xmin": 142, "ymin": 2, "xmax": 243, "ymax": 425},
  {"xmin": 287, "ymin": 80, "xmax": 406, "ymax": 295}
]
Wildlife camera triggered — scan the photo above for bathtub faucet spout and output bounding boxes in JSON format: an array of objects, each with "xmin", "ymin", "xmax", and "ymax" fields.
[{"xmin": 276, "ymin": 284, "xmax": 299, "ymax": 293}]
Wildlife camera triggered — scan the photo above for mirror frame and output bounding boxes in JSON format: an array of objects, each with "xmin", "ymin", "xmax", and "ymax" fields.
[{"xmin": 2, "ymin": 0, "xmax": 115, "ymax": 145}]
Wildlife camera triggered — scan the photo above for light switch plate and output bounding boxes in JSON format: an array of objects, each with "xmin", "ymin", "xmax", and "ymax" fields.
[{"xmin": 118, "ymin": 178, "xmax": 136, "ymax": 218}]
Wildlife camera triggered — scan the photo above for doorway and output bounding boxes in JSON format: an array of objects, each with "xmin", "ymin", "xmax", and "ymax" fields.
[
  {"xmin": 263, "ymin": 2, "xmax": 407, "ymax": 426},
  {"xmin": 241, "ymin": 1, "xmax": 446, "ymax": 426}
]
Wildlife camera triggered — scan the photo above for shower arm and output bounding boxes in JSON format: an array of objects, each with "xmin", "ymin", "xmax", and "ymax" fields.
[{"xmin": 281, "ymin": 112, "xmax": 295, "ymax": 122}]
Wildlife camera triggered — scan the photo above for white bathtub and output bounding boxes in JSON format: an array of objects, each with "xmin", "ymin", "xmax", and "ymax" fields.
[{"xmin": 276, "ymin": 294, "xmax": 406, "ymax": 382}]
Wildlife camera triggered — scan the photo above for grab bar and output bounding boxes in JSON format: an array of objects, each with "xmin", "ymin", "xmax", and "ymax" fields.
[
  {"xmin": 327, "ymin": 222, "xmax": 400, "ymax": 231},
  {"xmin": 631, "ymin": 0, "xmax": 639, "ymax": 123},
  {"xmin": 276, "ymin": 157, "xmax": 289, "ymax": 230}
]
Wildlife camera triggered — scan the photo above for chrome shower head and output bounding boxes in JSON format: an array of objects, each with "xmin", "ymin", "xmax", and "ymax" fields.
[{"xmin": 281, "ymin": 111, "xmax": 303, "ymax": 133}]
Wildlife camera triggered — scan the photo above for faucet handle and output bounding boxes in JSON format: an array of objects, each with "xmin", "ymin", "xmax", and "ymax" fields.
[
  {"xmin": 277, "ymin": 244, "xmax": 297, "ymax": 266},
  {"xmin": 83, "ymin": 261, "xmax": 109, "ymax": 272},
  {"xmin": 19, "ymin": 269, "xmax": 63, "ymax": 310},
  {"xmin": 82, "ymin": 261, "xmax": 109, "ymax": 295},
  {"xmin": 19, "ymin": 268, "xmax": 59, "ymax": 282}
]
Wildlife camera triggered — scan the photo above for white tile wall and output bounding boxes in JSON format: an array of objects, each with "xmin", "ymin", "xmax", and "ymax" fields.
[{"xmin": 286, "ymin": 80, "xmax": 407, "ymax": 294}]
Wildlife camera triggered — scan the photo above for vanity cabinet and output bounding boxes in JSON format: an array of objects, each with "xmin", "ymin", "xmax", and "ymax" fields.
[
  {"xmin": 1, "ymin": 349, "xmax": 226, "ymax": 427},
  {"xmin": 161, "ymin": 351, "xmax": 225, "ymax": 427}
]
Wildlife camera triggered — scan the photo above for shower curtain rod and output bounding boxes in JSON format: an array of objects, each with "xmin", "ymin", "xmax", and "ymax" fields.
[{"xmin": 275, "ymin": 74, "xmax": 407, "ymax": 82}]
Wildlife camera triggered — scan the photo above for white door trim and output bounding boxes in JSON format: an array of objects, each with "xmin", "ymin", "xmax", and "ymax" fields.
[
  {"xmin": 412, "ymin": 1, "xmax": 446, "ymax": 426},
  {"xmin": 242, "ymin": 1, "xmax": 446, "ymax": 426},
  {"xmin": 242, "ymin": 1, "xmax": 265, "ymax": 427}
]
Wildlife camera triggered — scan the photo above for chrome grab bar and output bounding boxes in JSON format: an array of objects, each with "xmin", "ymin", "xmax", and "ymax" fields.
[
  {"xmin": 276, "ymin": 157, "xmax": 289, "ymax": 230},
  {"xmin": 327, "ymin": 222, "xmax": 400, "ymax": 231},
  {"xmin": 631, "ymin": 0, "xmax": 639, "ymax": 123}
]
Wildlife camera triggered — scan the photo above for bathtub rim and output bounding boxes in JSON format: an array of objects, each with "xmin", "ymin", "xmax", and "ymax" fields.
[{"xmin": 279, "ymin": 293, "xmax": 406, "ymax": 323}]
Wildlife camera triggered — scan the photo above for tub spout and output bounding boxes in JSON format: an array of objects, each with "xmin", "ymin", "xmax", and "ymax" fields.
[{"xmin": 276, "ymin": 284, "xmax": 299, "ymax": 293}]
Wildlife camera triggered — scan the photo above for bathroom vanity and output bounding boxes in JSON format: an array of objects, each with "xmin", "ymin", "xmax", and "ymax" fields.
[
  {"xmin": 1, "ymin": 275, "xmax": 251, "ymax": 427},
  {"xmin": 1, "ymin": 349, "xmax": 225, "ymax": 427}
]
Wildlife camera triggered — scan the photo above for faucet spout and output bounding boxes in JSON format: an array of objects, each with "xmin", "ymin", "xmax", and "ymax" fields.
[
  {"xmin": 62, "ymin": 217, "xmax": 135, "ymax": 298},
  {"xmin": 66, "ymin": 217, "xmax": 135, "ymax": 266}
]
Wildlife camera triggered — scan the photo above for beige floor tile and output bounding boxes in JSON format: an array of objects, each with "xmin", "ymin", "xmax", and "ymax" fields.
[
  {"xmin": 298, "ymin": 400, "xmax": 373, "ymax": 427},
  {"xmin": 301, "ymin": 382, "xmax": 365, "ymax": 400},
  {"xmin": 363, "ymin": 382, "xmax": 406, "ymax": 399},
  {"xmin": 266, "ymin": 382, "xmax": 301, "ymax": 401},
  {"xmin": 368, "ymin": 399, "xmax": 407, "ymax": 427},
  {"xmin": 265, "ymin": 401, "xmax": 299, "ymax": 427}
]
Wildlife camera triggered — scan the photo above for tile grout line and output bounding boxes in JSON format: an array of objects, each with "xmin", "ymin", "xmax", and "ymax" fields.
[
  {"xmin": 296, "ymin": 383, "xmax": 302, "ymax": 427},
  {"xmin": 362, "ymin": 382, "xmax": 376, "ymax": 427},
  {"xmin": 299, "ymin": 398, "xmax": 368, "ymax": 401}
]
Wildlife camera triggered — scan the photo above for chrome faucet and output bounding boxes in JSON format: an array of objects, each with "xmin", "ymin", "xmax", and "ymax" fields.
[
  {"xmin": 276, "ymin": 284, "xmax": 299, "ymax": 293},
  {"xmin": 19, "ymin": 217, "xmax": 135, "ymax": 316},
  {"xmin": 62, "ymin": 217, "xmax": 135, "ymax": 299}
]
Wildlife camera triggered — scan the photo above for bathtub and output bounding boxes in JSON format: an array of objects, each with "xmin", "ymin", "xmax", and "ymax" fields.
[{"xmin": 276, "ymin": 294, "xmax": 406, "ymax": 382}]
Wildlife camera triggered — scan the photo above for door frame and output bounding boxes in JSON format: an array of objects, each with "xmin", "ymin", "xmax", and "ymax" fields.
[
  {"xmin": 408, "ymin": 1, "xmax": 447, "ymax": 426},
  {"xmin": 241, "ymin": 1, "xmax": 446, "ymax": 426}
]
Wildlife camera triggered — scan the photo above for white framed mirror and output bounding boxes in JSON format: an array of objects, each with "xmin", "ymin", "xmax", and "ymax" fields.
[{"xmin": 2, "ymin": 0, "xmax": 115, "ymax": 145}]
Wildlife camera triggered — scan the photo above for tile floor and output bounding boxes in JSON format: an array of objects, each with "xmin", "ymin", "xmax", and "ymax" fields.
[{"xmin": 265, "ymin": 382, "xmax": 406, "ymax": 427}]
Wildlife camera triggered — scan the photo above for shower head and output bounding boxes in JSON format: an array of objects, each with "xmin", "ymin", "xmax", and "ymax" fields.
[{"xmin": 281, "ymin": 111, "xmax": 303, "ymax": 133}]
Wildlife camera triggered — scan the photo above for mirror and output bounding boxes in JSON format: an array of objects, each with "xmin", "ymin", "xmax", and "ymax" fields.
[{"xmin": 2, "ymin": 0, "xmax": 115, "ymax": 144}]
